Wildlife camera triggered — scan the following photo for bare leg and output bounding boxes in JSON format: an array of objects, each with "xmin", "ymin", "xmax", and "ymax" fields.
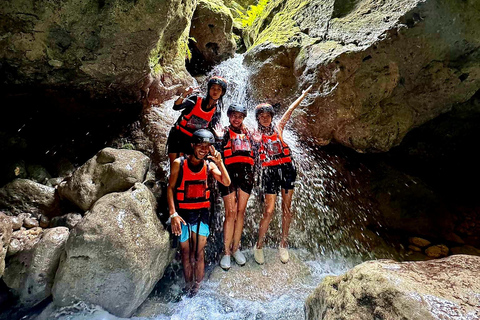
[
  {"xmin": 280, "ymin": 189, "xmax": 294, "ymax": 248},
  {"xmin": 180, "ymin": 239, "xmax": 193, "ymax": 288},
  {"xmin": 256, "ymin": 193, "xmax": 277, "ymax": 249},
  {"xmin": 222, "ymin": 192, "xmax": 237, "ymax": 255},
  {"xmin": 191, "ymin": 232, "xmax": 207, "ymax": 285},
  {"xmin": 232, "ymin": 189, "xmax": 250, "ymax": 253}
]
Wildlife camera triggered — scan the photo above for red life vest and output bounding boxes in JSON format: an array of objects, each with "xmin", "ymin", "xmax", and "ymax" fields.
[
  {"xmin": 259, "ymin": 130, "xmax": 292, "ymax": 167},
  {"xmin": 223, "ymin": 127, "xmax": 254, "ymax": 166},
  {"xmin": 176, "ymin": 97, "xmax": 216, "ymax": 137},
  {"xmin": 175, "ymin": 158, "xmax": 211, "ymax": 210}
]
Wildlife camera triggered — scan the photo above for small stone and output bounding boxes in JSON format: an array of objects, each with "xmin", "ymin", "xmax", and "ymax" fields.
[
  {"xmin": 47, "ymin": 177, "xmax": 64, "ymax": 187},
  {"xmin": 10, "ymin": 216, "xmax": 23, "ymax": 230},
  {"xmin": 425, "ymin": 244, "xmax": 449, "ymax": 258},
  {"xmin": 39, "ymin": 215, "xmax": 50, "ymax": 228},
  {"xmin": 48, "ymin": 59, "xmax": 63, "ymax": 68},
  {"xmin": 49, "ymin": 213, "xmax": 82, "ymax": 229},
  {"xmin": 24, "ymin": 217, "xmax": 39, "ymax": 228},
  {"xmin": 408, "ymin": 237, "xmax": 431, "ymax": 248},
  {"xmin": 408, "ymin": 245, "xmax": 422, "ymax": 252}
]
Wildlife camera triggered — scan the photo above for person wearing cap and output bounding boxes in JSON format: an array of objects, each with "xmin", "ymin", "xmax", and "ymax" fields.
[
  {"xmin": 167, "ymin": 129, "xmax": 231, "ymax": 294},
  {"xmin": 214, "ymin": 104, "xmax": 254, "ymax": 271},
  {"xmin": 167, "ymin": 76, "xmax": 228, "ymax": 167},
  {"xmin": 252, "ymin": 85, "xmax": 312, "ymax": 265}
]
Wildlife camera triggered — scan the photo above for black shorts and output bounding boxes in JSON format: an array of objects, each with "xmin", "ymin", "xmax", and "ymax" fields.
[
  {"xmin": 167, "ymin": 127, "xmax": 193, "ymax": 154},
  {"xmin": 262, "ymin": 162, "xmax": 297, "ymax": 195},
  {"xmin": 219, "ymin": 163, "xmax": 254, "ymax": 197}
]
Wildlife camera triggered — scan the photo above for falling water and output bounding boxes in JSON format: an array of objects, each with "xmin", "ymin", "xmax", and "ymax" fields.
[{"xmin": 23, "ymin": 54, "xmax": 388, "ymax": 320}]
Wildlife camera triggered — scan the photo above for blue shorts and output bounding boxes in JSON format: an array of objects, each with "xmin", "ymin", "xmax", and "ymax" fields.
[{"xmin": 179, "ymin": 222, "xmax": 210, "ymax": 243}]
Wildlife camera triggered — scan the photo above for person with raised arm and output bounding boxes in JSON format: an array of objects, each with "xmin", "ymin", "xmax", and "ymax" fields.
[
  {"xmin": 167, "ymin": 129, "xmax": 231, "ymax": 295},
  {"xmin": 166, "ymin": 76, "xmax": 228, "ymax": 167},
  {"xmin": 252, "ymin": 85, "xmax": 313, "ymax": 264}
]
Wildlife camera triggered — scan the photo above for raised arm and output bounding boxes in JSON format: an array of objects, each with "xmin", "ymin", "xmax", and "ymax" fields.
[
  {"xmin": 277, "ymin": 85, "xmax": 313, "ymax": 132},
  {"xmin": 174, "ymin": 86, "xmax": 199, "ymax": 106}
]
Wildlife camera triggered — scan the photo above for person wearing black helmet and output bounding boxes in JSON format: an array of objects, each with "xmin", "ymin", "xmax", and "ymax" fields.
[
  {"xmin": 167, "ymin": 129, "xmax": 231, "ymax": 294},
  {"xmin": 213, "ymin": 103, "xmax": 255, "ymax": 271},
  {"xmin": 167, "ymin": 76, "xmax": 228, "ymax": 167},
  {"xmin": 252, "ymin": 85, "xmax": 312, "ymax": 265}
]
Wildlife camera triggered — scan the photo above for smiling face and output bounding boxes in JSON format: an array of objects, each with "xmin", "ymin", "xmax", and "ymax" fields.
[
  {"xmin": 191, "ymin": 142, "xmax": 211, "ymax": 160},
  {"xmin": 257, "ymin": 111, "xmax": 272, "ymax": 127},
  {"xmin": 209, "ymin": 84, "xmax": 223, "ymax": 100},
  {"xmin": 229, "ymin": 111, "xmax": 245, "ymax": 129}
]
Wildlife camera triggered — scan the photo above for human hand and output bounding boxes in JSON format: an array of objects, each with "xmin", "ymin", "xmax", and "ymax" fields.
[
  {"xmin": 183, "ymin": 86, "xmax": 200, "ymax": 98},
  {"xmin": 251, "ymin": 129, "xmax": 262, "ymax": 143},
  {"xmin": 302, "ymin": 85, "xmax": 313, "ymax": 96},
  {"xmin": 172, "ymin": 215, "xmax": 186, "ymax": 236},
  {"xmin": 207, "ymin": 145, "xmax": 222, "ymax": 164},
  {"xmin": 213, "ymin": 123, "xmax": 224, "ymax": 139}
]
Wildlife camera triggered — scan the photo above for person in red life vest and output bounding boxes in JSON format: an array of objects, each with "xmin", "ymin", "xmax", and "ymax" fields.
[
  {"xmin": 167, "ymin": 129, "xmax": 231, "ymax": 295},
  {"xmin": 167, "ymin": 76, "xmax": 228, "ymax": 167},
  {"xmin": 213, "ymin": 104, "xmax": 254, "ymax": 271},
  {"xmin": 252, "ymin": 85, "xmax": 312, "ymax": 265}
]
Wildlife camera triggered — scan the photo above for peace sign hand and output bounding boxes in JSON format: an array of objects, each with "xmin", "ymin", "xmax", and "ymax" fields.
[{"xmin": 207, "ymin": 145, "xmax": 222, "ymax": 165}]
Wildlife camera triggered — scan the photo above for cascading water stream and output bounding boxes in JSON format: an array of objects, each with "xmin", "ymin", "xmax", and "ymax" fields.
[{"xmin": 30, "ymin": 54, "xmax": 379, "ymax": 320}]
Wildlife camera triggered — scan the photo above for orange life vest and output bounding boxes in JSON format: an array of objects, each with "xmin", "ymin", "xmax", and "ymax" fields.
[
  {"xmin": 175, "ymin": 158, "xmax": 211, "ymax": 210},
  {"xmin": 223, "ymin": 127, "xmax": 254, "ymax": 166},
  {"xmin": 259, "ymin": 130, "xmax": 292, "ymax": 167},
  {"xmin": 176, "ymin": 97, "xmax": 216, "ymax": 137}
]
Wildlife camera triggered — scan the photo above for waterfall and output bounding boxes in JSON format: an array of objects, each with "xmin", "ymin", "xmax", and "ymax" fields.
[{"xmin": 33, "ymin": 54, "xmax": 370, "ymax": 320}]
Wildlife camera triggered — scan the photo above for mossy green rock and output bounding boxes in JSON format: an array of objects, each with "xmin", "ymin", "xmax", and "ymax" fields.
[
  {"xmin": 0, "ymin": 0, "xmax": 196, "ymax": 104},
  {"xmin": 244, "ymin": 0, "xmax": 480, "ymax": 152}
]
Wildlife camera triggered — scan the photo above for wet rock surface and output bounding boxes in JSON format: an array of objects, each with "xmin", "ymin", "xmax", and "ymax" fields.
[
  {"xmin": 3, "ymin": 227, "xmax": 69, "ymax": 307},
  {"xmin": 0, "ymin": 0, "xmax": 195, "ymax": 105},
  {"xmin": 0, "ymin": 179, "xmax": 60, "ymax": 217},
  {"xmin": 57, "ymin": 148, "xmax": 150, "ymax": 211},
  {"xmin": 49, "ymin": 213, "xmax": 83, "ymax": 230},
  {"xmin": 244, "ymin": 0, "xmax": 480, "ymax": 152},
  {"xmin": 52, "ymin": 183, "xmax": 172, "ymax": 318},
  {"xmin": 0, "ymin": 212, "xmax": 13, "ymax": 277},
  {"xmin": 7, "ymin": 227, "xmax": 44, "ymax": 257},
  {"xmin": 209, "ymin": 249, "xmax": 311, "ymax": 301},
  {"xmin": 188, "ymin": 0, "xmax": 236, "ymax": 74},
  {"xmin": 305, "ymin": 255, "xmax": 480, "ymax": 320}
]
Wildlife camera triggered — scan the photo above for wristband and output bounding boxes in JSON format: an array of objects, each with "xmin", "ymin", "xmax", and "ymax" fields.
[{"xmin": 167, "ymin": 212, "xmax": 179, "ymax": 225}]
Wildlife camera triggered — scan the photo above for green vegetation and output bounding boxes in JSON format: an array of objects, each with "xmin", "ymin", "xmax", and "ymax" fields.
[{"xmin": 239, "ymin": 0, "xmax": 271, "ymax": 28}]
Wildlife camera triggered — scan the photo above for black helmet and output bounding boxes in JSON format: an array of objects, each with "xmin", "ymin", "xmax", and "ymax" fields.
[
  {"xmin": 207, "ymin": 76, "xmax": 227, "ymax": 96},
  {"xmin": 227, "ymin": 103, "xmax": 247, "ymax": 117},
  {"xmin": 255, "ymin": 103, "xmax": 274, "ymax": 120},
  {"xmin": 191, "ymin": 129, "xmax": 215, "ymax": 144}
]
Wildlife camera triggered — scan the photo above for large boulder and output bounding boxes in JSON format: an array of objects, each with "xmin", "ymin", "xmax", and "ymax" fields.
[
  {"xmin": 244, "ymin": 0, "xmax": 480, "ymax": 152},
  {"xmin": 52, "ymin": 183, "xmax": 172, "ymax": 318},
  {"xmin": 57, "ymin": 148, "xmax": 150, "ymax": 211},
  {"xmin": 0, "ymin": 179, "xmax": 60, "ymax": 217},
  {"xmin": 188, "ymin": 0, "xmax": 236, "ymax": 73},
  {"xmin": 0, "ymin": 0, "xmax": 196, "ymax": 106},
  {"xmin": 305, "ymin": 255, "xmax": 480, "ymax": 320},
  {"xmin": 2, "ymin": 227, "xmax": 69, "ymax": 307},
  {"xmin": 0, "ymin": 212, "xmax": 13, "ymax": 277}
]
